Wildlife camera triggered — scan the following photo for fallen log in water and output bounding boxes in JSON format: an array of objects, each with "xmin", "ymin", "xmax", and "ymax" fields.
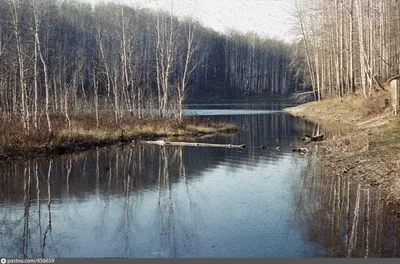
[
  {"xmin": 292, "ymin": 147, "xmax": 309, "ymax": 154},
  {"xmin": 302, "ymin": 134, "xmax": 324, "ymax": 142},
  {"xmin": 136, "ymin": 140, "xmax": 246, "ymax": 149}
]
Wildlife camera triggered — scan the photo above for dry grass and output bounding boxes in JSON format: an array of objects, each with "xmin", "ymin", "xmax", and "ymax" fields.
[
  {"xmin": 0, "ymin": 114, "xmax": 239, "ymax": 160},
  {"xmin": 285, "ymin": 90, "xmax": 391, "ymax": 125},
  {"xmin": 370, "ymin": 119, "xmax": 400, "ymax": 151},
  {"xmin": 359, "ymin": 94, "xmax": 387, "ymax": 116}
]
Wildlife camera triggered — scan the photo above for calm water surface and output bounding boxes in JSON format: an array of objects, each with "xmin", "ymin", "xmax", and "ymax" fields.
[{"xmin": 1, "ymin": 102, "xmax": 400, "ymax": 258}]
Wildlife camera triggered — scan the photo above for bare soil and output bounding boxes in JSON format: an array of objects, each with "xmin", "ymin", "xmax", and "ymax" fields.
[{"xmin": 284, "ymin": 91, "xmax": 400, "ymax": 205}]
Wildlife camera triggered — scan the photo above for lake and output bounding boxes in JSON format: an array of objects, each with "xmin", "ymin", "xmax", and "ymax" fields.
[{"xmin": 1, "ymin": 102, "xmax": 399, "ymax": 258}]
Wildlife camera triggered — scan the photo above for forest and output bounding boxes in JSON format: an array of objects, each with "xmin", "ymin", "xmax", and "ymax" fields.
[
  {"xmin": 293, "ymin": 0, "xmax": 400, "ymax": 101},
  {"xmin": 0, "ymin": 0, "xmax": 294, "ymax": 136}
]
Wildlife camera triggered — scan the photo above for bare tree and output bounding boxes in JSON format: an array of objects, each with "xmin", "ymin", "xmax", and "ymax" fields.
[
  {"xmin": 177, "ymin": 20, "xmax": 201, "ymax": 121},
  {"xmin": 155, "ymin": 10, "xmax": 181, "ymax": 117},
  {"xmin": 9, "ymin": 0, "xmax": 29, "ymax": 130},
  {"xmin": 32, "ymin": 0, "xmax": 53, "ymax": 136},
  {"xmin": 0, "ymin": 0, "xmax": 297, "ymax": 128}
]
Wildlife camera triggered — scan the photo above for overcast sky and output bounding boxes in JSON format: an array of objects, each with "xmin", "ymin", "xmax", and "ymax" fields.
[{"xmin": 90, "ymin": 0, "xmax": 297, "ymax": 42}]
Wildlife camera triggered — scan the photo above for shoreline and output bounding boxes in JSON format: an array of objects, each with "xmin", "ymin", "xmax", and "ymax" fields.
[
  {"xmin": 284, "ymin": 93, "xmax": 400, "ymax": 205},
  {"xmin": 185, "ymin": 94, "xmax": 293, "ymax": 104},
  {"xmin": 0, "ymin": 115, "xmax": 239, "ymax": 162}
]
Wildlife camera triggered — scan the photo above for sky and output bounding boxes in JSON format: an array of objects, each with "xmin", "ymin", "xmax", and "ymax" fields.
[{"xmin": 91, "ymin": 0, "xmax": 297, "ymax": 43}]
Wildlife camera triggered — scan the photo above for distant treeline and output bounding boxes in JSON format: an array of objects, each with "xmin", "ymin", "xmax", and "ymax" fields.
[{"xmin": 0, "ymin": 0, "xmax": 294, "ymax": 134}]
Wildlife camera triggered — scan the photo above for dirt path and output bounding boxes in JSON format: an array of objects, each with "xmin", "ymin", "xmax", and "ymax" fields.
[{"xmin": 284, "ymin": 93, "xmax": 400, "ymax": 205}]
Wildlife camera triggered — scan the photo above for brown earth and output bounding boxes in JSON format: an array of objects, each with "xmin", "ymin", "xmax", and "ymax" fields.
[{"xmin": 284, "ymin": 91, "xmax": 400, "ymax": 205}]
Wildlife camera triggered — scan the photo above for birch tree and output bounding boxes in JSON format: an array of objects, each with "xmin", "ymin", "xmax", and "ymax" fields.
[
  {"xmin": 32, "ymin": 0, "xmax": 53, "ymax": 136},
  {"xmin": 177, "ymin": 20, "xmax": 200, "ymax": 121},
  {"xmin": 9, "ymin": 0, "xmax": 29, "ymax": 130},
  {"xmin": 155, "ymin": 12, "xmax": 180, "ymax": 116},
  {"xmin": 0, "ymin": 0, "xmax": 297, "ymax": 127}
]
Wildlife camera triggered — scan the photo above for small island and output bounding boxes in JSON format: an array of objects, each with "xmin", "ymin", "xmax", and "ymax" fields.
[{"xmin": 0, "ymin": 114, "xmax": 239, "ymax": 160}]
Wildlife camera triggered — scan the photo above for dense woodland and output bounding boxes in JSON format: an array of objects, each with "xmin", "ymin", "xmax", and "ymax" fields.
[
  {"xmin": 293, "ymin": 0, "xmax": 400, "ymax": 100},
  {"xmin": 0, "ymin": 0, "xmax": 294, "ymax": 135}
]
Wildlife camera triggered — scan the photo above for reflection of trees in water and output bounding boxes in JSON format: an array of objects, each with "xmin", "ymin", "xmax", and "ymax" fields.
[
  {"xmin": 296, "ymin": 147, "xmax": 400, "ymax": 257},
  {"xmin": 202, "ymin": 113, "xmax": 339, "ymax": 152},
  {"xmin": 1, "ymin": 145, "xmax": 229, "ymax": 203},
  {"xmin": 205, "ymin": 113, "xmax": 308, "ymax": 147},
  {"xmin": 42, "ymin": 160, "xmax": 52, "ymax": 257},
  {"xmin": 0, "ymin": 112, "xmax": 359, "ymax": 257},
  {"xmin": 22, "ymin": 166, "xmax": 30, "ymax": 257},
  {"xmin": 123, "ymin": 149, "xmax": 132, "ymax": 257},
  {"xmin": 0, "ymin": 160, "xmax": 53, "ymax": 257},
  {"xmin": 0, "ymin": 144, "xmax": 201, "ymax": 257},
  {"xmin": 153, "ymin": 146, "xmax": 197, "ymax": 257},
  {"xmin": 156, "ymin": 147, "xmax": 176, "ymax": 257},
  {"xmin": 0, "ymin": 114, "xmax": 324, "ymax": 204}
]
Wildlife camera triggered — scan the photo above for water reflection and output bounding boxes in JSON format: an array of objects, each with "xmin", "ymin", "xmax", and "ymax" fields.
[
  {"xmin": 0, "ymin": 103, "xmax": 398, "ymax": 258},
  {"xmin": 296, "ymin": 146, "xmax": 400, "ymax": 257}
]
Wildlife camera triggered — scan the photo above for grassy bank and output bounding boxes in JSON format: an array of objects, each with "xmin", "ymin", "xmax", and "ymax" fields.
[
  {"xmin": 284, "ymin": 91, "xmax": 400, "ymax": 205},
  {"xmin": 0, "ymin": 114, "xmax": 239, "ymax": 161}
]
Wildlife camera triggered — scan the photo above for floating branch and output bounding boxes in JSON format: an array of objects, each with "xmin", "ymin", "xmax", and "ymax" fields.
[{"xmin": 292, "ymin": 147, "xmax": 309, "ymax": 154}]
